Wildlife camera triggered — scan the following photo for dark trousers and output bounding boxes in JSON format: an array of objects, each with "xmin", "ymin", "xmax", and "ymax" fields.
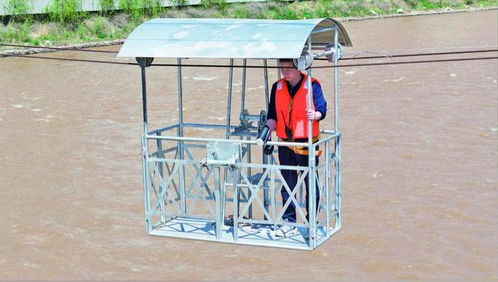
[{"xmin": 278, "ymin": 145, "xmax": 319, "ymax": 223}]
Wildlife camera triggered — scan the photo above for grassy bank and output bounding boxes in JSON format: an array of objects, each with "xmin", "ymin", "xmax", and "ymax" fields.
[{"xmin": 1, "ymin": 0, "xmax": 497, "ymax": 48}]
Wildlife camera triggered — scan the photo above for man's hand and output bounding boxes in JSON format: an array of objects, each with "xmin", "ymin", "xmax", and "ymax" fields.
[
  {"xmin": 267, "ymin": 119, "xmax": 277, "ymax": 131},
  {"xmin": 306, "ymin": 109, "xmax": 322, "ymax": 120}
]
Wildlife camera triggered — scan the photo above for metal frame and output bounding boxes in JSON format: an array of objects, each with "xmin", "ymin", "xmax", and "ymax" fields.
[{"xmin": 130, "ymin": 20, "xmax": 349, "ymax": 250}]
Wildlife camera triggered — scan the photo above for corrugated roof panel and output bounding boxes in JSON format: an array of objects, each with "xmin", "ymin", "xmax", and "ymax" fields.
[{"xmin": 117, "ymin": 18, "xmax": 351, "ymax": 59}]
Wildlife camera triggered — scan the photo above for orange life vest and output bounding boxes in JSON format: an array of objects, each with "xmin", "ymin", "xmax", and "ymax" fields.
[{"xmin": 275, "ymin": 74, "xmax": 320, "ymax": 140}]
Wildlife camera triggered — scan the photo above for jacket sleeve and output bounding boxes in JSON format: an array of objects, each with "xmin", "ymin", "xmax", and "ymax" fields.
[
  {"xmin": 267, "ymin": 82, "xmax": 277, "ymax": 120},
  {"xmin": 312, "ymin": 82, "xmax": 327, "ymax": 120}
]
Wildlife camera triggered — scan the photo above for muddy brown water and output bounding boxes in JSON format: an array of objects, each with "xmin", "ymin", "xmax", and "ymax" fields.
[{"xmin": 0, "ymin": 10, "xmax": 497, "ymax": 280}]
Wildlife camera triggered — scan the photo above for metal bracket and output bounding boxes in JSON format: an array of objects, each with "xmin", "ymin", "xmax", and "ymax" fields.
[
  {"xmin": 136, "ymin": 57, "xmax": 154, "ymax": 68},
  {"xmin": 325, "ymin": 43, "xmax": 344, "ymax": 62},
  {"xmin": 311, "ymin": 43, "xmax": 344, "ymax": 62},
  {"xmin": 200, "ymin": 142, "xmax": 241, "ymax": 168}
]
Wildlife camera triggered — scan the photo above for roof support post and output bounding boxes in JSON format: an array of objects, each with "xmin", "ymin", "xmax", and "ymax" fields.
[
  {"xmin": 262, "ymin": 59, "xmax": 271, "ymax": 217},
  {"xmin": 306, "ymin": 36, "xmax": 317, "ymax": 249},
  {"xmin": 226, "ymin": 59, "xmax": 234, "ymax": 139},
  {"xmin": 333, "ymin": 25, "xmax": 342, "ymax": 235},
  {"xmin": 333, "ymin": 26, "xmax": 339, "ymax": 132},
  {"xmin": 263, "ymin": 59, "xmax": 270, "ymax": 112},
  {"xmin": 241, "ymin": 59, "xmax": 247, "ymax": 113},
  {"xmin": 177, "ymin": 58, "xmax": 187, "ymax": 215},
  {"xmin": 137, "ymin": 57, "xmax": 152, "ymax": 233}
]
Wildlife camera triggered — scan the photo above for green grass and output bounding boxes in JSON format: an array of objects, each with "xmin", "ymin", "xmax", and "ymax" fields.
[
  {"xmin": 1, "ymin": 0, "xmax": 497, "ymax": 48},
  {"xmin": 118, "ymin": 0, "xmax": 164, "ymax": 19},
  {"xmin": 0, "ymin": 20, "xmax": 32, "ymax": 43},
  {"xmin": 99, "ymin": 0, "xmax": 115, "ymax": 15},
  {"xmin": 200, "ymin": 0, "xmax": 228, "ymax": 10},
  {"xmin": 171, "ymin": 0, "xmax": 188, "ymax": 7},
  {"xmin": 44, "ymin": 0, "xmax": 84, "ymax": 23},
  {"xmin": 4, "ymin": 0, "xmax": 32, "ymax": 22}
]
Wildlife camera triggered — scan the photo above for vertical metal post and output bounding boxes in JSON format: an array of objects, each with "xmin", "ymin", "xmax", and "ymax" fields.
[
  {"xmin": 157, "ymin": 132, "xmax": 165, "ymax": 223},
  {"xmin": 263, "ymin": 59, "xmax": 270, "ymax": 111},
  {"xmin": 241, "ymin": 59, "xmax": 247, "ymax": 113},
  {"xmin": 226, "ymin": 59, "xmax": 234, "ymax": 139},
  {"xmin": 270, "ymin": 165, "xmax": 276, "ymax": 228},
  {"xmin": 276, "ymin": 59, "xmax": 281, "ymax": 80},
  {"xmin": 336, "ymin": 134, "xmax": 342, "ymax": 229},
  {"xmin": 138, "ymin": 59, "xmax": 151, "ymax": 233},
  {"xmin": 232, "ymin": 166, "xmax": 239, "ymax": 241},
  {"xmin": 333, "ymin": 28, "xmax": 342, "ymax": 231},
  {"xmin": 333, "ymin": 28, "xmax": 339, "ymax": 132},
  {"xmin": 262, "ymin": 59, "xmax": 271, "ymax": 216},
  {"xmin": 214, "ymin": 167, "xmax": 222, "ymax": 239},
  {"xmin": 225, "ymin": 58, "xmax": 240, "ymax": 219},
  {"xmin": 306, "ymin": 37, "xmax": 317, "ymax": 248},
  {"xmin": 325, "ymin": 140, "xmax": 330, "ymax": 236},
  {"xmin": 177, "ymin": 58, "xmax": 186, "ymax": 215},
  {"xmin": 240, "ymin": 59, "xmax": 253, "ymax": 218}
]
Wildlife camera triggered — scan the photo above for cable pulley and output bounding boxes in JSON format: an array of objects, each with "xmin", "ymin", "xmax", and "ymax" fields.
[{"xmin": 293, "ymin": 51, "xmax": 314, "ymax": 70}]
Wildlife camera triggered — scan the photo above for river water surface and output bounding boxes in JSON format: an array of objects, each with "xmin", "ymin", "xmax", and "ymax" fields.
[{"xmin": 0, "ymin": 10, "xmax": 497, "ymax": 280}]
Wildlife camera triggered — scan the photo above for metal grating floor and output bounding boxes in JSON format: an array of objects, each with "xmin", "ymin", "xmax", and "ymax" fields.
[{"xmin": 149, "ymin": 216, "xmax": 335, "ymax": 250}]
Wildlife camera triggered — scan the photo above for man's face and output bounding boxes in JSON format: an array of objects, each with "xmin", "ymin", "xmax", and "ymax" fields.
[{"xmin": 279, "ymin": 61, "xmax": 300, "ymax": 82}]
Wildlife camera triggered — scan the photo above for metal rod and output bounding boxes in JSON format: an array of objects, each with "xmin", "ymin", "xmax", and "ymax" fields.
[
  {"xmin": 321, "ymin": 129, "xmax": 341, "ymax": 134},
  {"xmin": 233, "ymin": 167, "xmax": 239, "ymax": 241},
  {"xmin": 157, "ymin": 132, "xmax": 166, "ymax": 223},
  {"xmin": 247, "ymin": 141, "xmax": 253, "ymax": 219},
  {"xmin": 149, "ymin": 125, "xmax": 338, "ymax": 141},
  {"xmin": 333, "ymin": 28, "xmax": 342, "ymax": 232},
  {"xmin": 182, "ymin": 122, "xmax": 229, "ymax": 129},
  {"xmin": 325, "ymin": 140, "xmax": 330, "ymax": 236},
  {"xmin": 240, "ymin": 59, "xmax": 252, "ymax": 218},
  {"xmin": 271, "ymin": 166, "xmax": 276, "ymax": 228},
  {"xmin": 336, "ymin": 134, "xmax": 342, "ymax": 229},
  {"xmin": 334, "ymin": 29, "xmax": 339, "ymax": 131},
  {"xmin": 226, "ymin": 59, "xmax": 234, "ymax": 139},
  {"xmin": 312, "ymin": 134, "xmax": 340, "ymax": 146},
  {"xmin": 263, "ymin": 59, "xmax": 270, "ymax": 217},
  {"xmin": 306, "ymin": 36, "xmax": 317, "ymax": 248},
  {"xmin": 149, "ymin": 158, "xmax": 307, "ymax": 171},
  {"xmin": 241, "ymin": 59, "xmax": 247, "ymax": 113},
  {"xmin": 214, "ymin": 167, "xmax": 222, "ymax": 239},
  {"xmin": 147, "ymin": 135, "xmax": 311, "ymax": 147},
  {"xmin": 264, "ymin": 59, "xmax": 270, "ymax": 111},
  {"xmin": 148, "ymin": 123, "xmax": 180, "ymax": 135},
  {"xmin": 276, "ymin": 59, "xmax": 281, "ymax": 80},
  {"xmin": 177, "ymin": 58, "xmax": 187, "ymax": 215},
  {"xmin": 140, "ymin": 63, "xmax": 152, "ymax": 233}
]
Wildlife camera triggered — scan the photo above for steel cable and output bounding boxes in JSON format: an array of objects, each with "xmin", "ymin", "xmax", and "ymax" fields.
[
  {"xmin": 1, "ymin": 43, "xmax": 497, "ymax": 61},
  {"xmin": 320, "ymin": 49, "xmax": 498, "ymax": 60},
  {"xmin": 6, "ymin": 53, "xmax": 498, "ymax": 68}
]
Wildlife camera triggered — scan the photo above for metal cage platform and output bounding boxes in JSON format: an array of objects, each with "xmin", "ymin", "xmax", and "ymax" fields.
[{"xmin": 118, "ymin": 18, "xmax": 352, "ymax": 250}]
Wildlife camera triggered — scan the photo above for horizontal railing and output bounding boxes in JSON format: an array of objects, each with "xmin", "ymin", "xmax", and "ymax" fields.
[{"xmin": 147, "ymin": 123, "xmax": 340, "ymax": 148}]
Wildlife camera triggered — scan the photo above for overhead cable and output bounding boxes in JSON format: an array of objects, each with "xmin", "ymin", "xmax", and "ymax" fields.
[
  {"xmin": 8, "ymin": 54, "xmax": 498, "ymax": 68},
  {"xmin": 320, "ymin": 49, "xmax": 498, "ymax": 60},
  {"xmin": 1, "ymin": 43, "xmax": 497, "ymax": 61}
]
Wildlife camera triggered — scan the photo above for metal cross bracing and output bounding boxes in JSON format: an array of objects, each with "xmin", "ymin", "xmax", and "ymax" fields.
[
  {"xmin": 138, "ymin": 56, "xmax": 344, "ymax": 249},
  {"xmin": 142, "ymin": 127, "xmax": 342, "ymax": 250},
  {"xmin": 138, "ymin": 58, "xmax": 345, "ymax": 250}
]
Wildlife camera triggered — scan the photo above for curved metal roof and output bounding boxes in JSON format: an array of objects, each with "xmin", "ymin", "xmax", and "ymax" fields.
[{"xmin": 117, "ymin": 18, "xmax": 352, "ymax": 59}]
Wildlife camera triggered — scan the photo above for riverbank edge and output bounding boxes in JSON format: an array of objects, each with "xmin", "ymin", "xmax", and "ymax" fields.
[{"xmin": 1, "ymin": 6, "xmax": 497, "ymax": 57}]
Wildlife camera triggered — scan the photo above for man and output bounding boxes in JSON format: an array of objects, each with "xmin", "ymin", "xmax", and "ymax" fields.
[{"xmin": 266, "ymin": 59, "xmax": 327, "ymax": 238}]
